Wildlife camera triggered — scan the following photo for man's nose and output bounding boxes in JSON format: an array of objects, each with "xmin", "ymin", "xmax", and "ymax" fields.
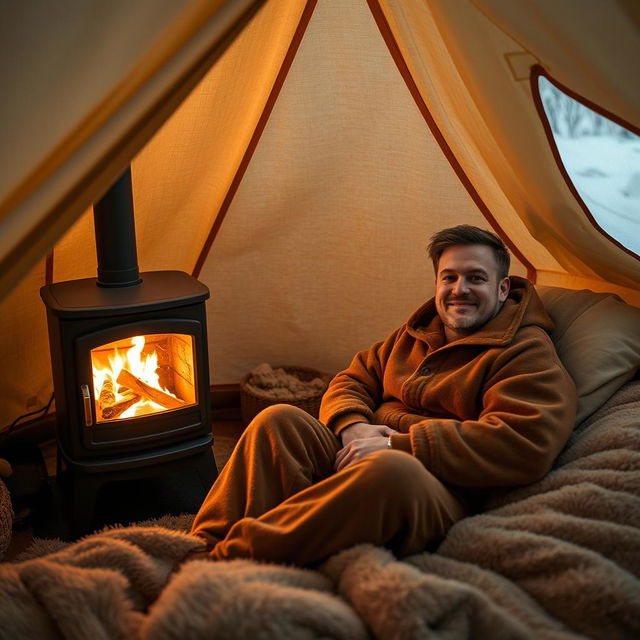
[{"xmin": 452, "ymin": 278, "xmax": 469, "ymax": 296}]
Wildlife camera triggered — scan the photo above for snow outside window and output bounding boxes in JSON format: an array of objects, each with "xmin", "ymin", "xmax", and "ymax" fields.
[{"xmin": 538, "ymin": 75, "xmax": 640, "ymax": 256}]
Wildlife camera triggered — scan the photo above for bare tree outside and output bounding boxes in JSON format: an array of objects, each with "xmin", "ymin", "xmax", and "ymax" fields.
[{"xmin": 539, "ymin": 79, "xmax": 632, "ymax": 140}]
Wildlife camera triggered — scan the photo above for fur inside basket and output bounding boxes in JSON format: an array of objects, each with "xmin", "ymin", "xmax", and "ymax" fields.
[{"xmin": 240, "ymin": 364, "xmax": 330, "ymax": 424}]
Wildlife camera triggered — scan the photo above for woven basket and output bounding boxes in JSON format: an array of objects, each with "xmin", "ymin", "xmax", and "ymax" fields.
[
  {"xmin": 0, "ymin": 478, "xmax": 13, "ymax": 561},
  {"xmin": 240, "ymin": 365, "xmax": 331, "ymax": 425}
]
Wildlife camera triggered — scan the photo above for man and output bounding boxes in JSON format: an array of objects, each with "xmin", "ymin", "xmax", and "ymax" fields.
[{"xmin": 190, "ymin": 225, "xmax": 576, "ymax": 566}]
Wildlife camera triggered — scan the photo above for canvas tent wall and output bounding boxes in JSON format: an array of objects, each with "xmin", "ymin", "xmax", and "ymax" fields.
[{"xmin": 1, "ymin": 0, "xmax": 639, "ymax": 432}]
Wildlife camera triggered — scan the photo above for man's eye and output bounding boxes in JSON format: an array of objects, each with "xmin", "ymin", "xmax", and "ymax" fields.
[{"xmin": 470, "ymin": 275, "xmax": 486, "ymax": 282}]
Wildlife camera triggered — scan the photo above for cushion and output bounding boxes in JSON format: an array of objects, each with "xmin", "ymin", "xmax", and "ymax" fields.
[{"xmin": 537, "ymin": 286, "xmax": 640, "ymax": 424}]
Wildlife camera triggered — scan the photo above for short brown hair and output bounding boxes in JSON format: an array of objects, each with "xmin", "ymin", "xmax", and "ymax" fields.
[{"xmin": 427, "ymin": 225, "xmax": 510, "ymax": 279}]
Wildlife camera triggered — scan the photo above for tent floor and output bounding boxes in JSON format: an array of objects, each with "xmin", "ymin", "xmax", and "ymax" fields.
[{"xmin": 4, "ymin": 408, "xmax": 244, "ymax": 560}]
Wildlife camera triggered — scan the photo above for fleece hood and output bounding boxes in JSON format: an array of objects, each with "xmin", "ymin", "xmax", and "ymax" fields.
[{"xmin": 320, "ymin": 275, "xmax": 576, "ymax": 490}]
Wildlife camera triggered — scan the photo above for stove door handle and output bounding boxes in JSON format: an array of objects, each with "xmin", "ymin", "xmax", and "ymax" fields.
[{"xmin": 81, "ymin": 384, "xmax": 93, "ymax": 426}]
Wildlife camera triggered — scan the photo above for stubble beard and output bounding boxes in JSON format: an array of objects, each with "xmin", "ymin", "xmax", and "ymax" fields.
[
  {"xmin": 441, "ymin": 298, "xmax": 503, "ymax": 334},
  {"xmin": 443, "ymin": 311, "xmax": 482, "ymax": 334}
]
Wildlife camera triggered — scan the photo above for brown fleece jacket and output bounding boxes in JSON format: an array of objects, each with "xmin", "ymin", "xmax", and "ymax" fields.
[{"xmin": 319, "ymin": 277, "xmax": 577, "ymax": 489}]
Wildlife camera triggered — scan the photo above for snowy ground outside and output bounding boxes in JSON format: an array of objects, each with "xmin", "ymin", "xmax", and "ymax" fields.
[{"xmin": 553, "ymin": 134, "xmax": 640, "ymax": 254}]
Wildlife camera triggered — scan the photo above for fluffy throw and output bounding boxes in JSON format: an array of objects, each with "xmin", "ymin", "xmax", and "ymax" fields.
[{"xmin": 1, "ymin": 381, "xmax": 638, "ymax": 639}]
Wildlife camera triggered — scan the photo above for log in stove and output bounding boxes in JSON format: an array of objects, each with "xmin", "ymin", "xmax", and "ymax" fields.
[{"xmin": 40, "ymin": 168, "xmax": 217, "ymax": 535}]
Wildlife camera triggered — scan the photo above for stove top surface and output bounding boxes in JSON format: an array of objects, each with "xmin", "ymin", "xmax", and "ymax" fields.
[{"xmin": 40, "ymin": 271, "xmax": 209, "ymax": 317}]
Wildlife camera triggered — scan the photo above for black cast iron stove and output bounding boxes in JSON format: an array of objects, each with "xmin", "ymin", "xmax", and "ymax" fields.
[{"xmin": 40, "ymin": 168, "xmax": 217, "ymax": 535}]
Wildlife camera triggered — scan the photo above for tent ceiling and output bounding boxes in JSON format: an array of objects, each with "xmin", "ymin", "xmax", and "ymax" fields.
[
  {"xmin": 0, "ymin": 0, "xmax": 265, "ymax": 300},
  {"xmin": 473, "ymin": 0, "xmax": 640, "ymax": 130}
]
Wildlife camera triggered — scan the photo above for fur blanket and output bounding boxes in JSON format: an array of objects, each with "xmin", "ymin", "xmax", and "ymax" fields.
[{"xmin": 1, "ymin": 381, "xmax": 639, "ymax": 639}]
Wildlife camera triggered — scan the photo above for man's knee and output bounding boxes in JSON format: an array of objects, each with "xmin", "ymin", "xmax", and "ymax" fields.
[
  {"xmin": 248, "ymin": 403, "xmax": 319, "ymax": 440},
  {"xmin": 356, "ymin": 449, "xmax": 438, "ymax": 499},
  {"xmin": 253, "ymin": 403, "xmax": 310, "ymax": 423},
  {"xmin": 244, "ymin": 404, "xmax": 338, "ymax": 475},
  {"xmin": 353, "ymin": 450, "xmax": 468, "ymax": 531}
]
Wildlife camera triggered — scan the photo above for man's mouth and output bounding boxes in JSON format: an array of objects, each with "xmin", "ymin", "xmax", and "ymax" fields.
[
  {"xmin": 446, "ymin": 299, "xmax": 476, "ymax": 308},
  {"xmin": 446, "ymin": 300, "xmax": 476, "ymax": 311}
]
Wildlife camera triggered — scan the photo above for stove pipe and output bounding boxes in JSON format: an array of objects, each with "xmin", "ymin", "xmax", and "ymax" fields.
[{"xmin": 93, "ymin": 167, "xmax": 142, "ymax": 287}]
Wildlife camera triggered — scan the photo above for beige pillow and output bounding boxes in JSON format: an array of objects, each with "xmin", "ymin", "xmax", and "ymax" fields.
[{"xmin": 537, "ymin": 286, "xmax": 640, "ymax": 424}]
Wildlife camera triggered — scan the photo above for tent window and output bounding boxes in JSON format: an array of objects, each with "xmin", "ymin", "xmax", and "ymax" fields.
[{"xmin": 536, "ymin": 74, "xmax": 640, "ymax": 257}]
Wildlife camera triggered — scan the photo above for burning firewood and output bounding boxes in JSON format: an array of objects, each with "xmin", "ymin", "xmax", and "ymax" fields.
[
  {"xmin": 101, "ymin": 393, "xmax": 141, "ymax": 420},
  {"xmin": 116, "ymin": 369, "xmax": 186, "ymax": 410},
  {"xmin": 98, "ymin": 377, "xmax": 116, "ymax": 411}
]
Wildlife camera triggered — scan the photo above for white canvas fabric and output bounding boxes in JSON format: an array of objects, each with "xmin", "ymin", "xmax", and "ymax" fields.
[
  {"xmin": 0, "ymin": 0, "xmax": 638, "ymax": 430},
  {"xmin": 474, "ymin": 0, "xmax": 640, "ymax": 128},
  {"xmin": 0, "ymin": 0, "xmax": 264, "ymax": 299},
  {"xmin": 0, "ymin": 261, "xmax": 52, "ymax": 427},
  {"xmin": 200, "ymin": 0, "xmax": 527, "ymax": 383},
  {"xmin": 378, "ymin": 0, "xmax": 640, "ymax": 292}
]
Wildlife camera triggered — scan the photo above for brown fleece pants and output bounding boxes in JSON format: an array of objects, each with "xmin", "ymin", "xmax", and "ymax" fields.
[{"xmin": 190, "ymin": 404, "xmax": 469, "ymax": 566}]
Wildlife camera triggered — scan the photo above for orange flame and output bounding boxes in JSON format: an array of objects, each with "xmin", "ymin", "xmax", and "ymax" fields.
[{"xmin": 93, "ymin": 335, "xmax": 178, "ymax": 420}]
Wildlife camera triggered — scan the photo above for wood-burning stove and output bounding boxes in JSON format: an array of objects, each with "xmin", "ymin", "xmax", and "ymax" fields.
[{"xmin": 40, "ymin": 168, "xmax": 217, "ymax": 535}]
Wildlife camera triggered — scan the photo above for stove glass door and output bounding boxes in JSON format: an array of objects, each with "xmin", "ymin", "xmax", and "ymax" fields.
[{"xmin": 91, "ymin": 333, "xmax": 196, "ymax": 422}]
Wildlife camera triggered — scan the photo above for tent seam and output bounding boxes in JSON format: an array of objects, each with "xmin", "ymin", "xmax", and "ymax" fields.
[
  {"xmin": 365, "ymin": 0, "xmax": 537, "ymax": 283},
  {"xmin": 192, "ymin": 0, "xmax": 320, "ymax": 278}
]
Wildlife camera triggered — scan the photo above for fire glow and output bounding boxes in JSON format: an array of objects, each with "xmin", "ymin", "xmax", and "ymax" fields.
[{"xmin": 92, "ymin": 335, "xmax": 186, "ymax": 421}]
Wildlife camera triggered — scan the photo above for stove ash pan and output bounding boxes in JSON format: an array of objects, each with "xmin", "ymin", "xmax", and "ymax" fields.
[{"xmin": 40, "ymin": 271, "xmax": 213, "ymax": 463}]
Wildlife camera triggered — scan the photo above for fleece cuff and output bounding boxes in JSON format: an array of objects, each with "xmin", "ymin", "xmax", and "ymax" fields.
[
  {"xmin": 389, "ymin": 433, "xmax": 412, "ymax": 453},
  {"xmin": 331, "ymin": 413, "xmax": 370, "ymax": 436}
]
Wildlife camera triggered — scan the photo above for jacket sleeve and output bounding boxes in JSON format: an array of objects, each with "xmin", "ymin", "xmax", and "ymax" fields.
[
  {"xmin": 381, "ymin": 330, "xmax": 576, "ymax": 488},
  {"xmin": 319, "ymin": 327, "xmax": 403, "ymax": 436}
]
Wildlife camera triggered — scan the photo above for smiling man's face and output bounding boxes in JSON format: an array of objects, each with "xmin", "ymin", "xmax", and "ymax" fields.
[{"xmin": 434, "ymin": 244, "xmax": 510, "ymax": 343}]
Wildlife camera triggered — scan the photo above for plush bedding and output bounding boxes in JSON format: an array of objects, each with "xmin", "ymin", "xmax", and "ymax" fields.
[{"xmin": 1, "ymin": 378, "xmax": 638, "ymax": 639}]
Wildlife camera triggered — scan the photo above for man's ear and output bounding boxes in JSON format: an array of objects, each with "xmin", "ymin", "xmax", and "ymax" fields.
[{"xmin": 498, "ymin": 277, "xmax": 510, "ymax": 303}]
